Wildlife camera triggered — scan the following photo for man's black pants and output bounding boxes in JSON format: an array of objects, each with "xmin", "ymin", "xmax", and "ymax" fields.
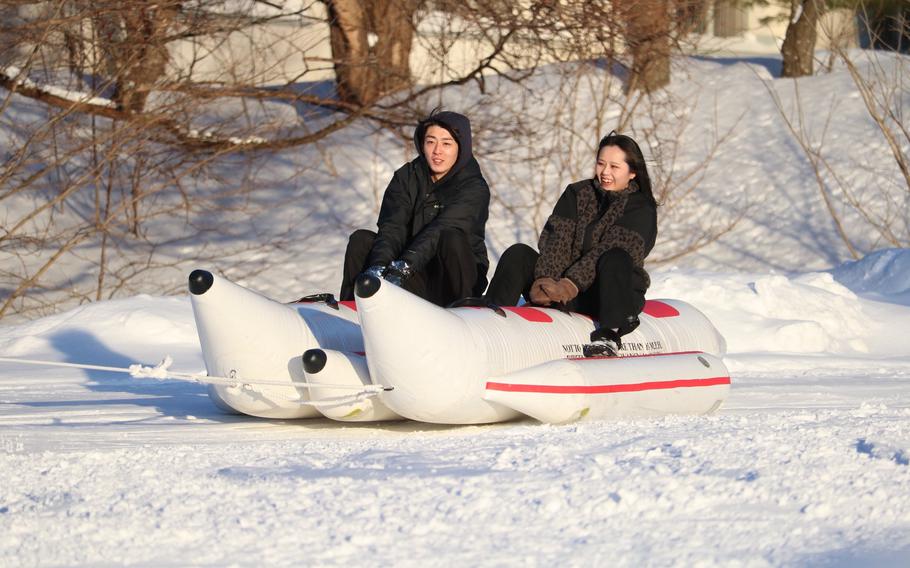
[{"xmin": 340, "ymin": 229, "xmax": 486, "ymax": 307}]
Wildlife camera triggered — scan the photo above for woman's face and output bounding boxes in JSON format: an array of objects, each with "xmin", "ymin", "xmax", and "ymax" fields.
[
  {"xmin": 595, "ymin": 145, "xmax": 636, "ymax": 191},
  {"xmin": 423, "ymin": 125, "xmax": 459, "ymax": 181}
]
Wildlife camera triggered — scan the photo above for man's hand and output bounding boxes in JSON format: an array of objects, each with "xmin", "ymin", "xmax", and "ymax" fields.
[
  {"xmin": 363, "ymin": 265, "xmax": 387, "ymax": 279},
  {"xmin": 384, "ymin": 259, "xmax": 413, "ymax": 287}
]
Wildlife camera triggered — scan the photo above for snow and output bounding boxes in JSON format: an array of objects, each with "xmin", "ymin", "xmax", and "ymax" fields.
[
  {"xmin": 2, "ymin": 52, "xmax": 910, "ymax": 566},
  {"xmin": 1, "ymin": 65, "xmax": 116, "ymax": 108}
]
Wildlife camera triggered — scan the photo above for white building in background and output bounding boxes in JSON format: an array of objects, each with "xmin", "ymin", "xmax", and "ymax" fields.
[
  {"xmin": 2, "ymin": 2, "xmax": 859, "ymax": 88},
  {"xmin": 166, "ymin": 1, "xmax": 859, "ymax": 87},
  {"xmin": 701, "ymin": 1, "xmax": 858, "ymax": 56}
]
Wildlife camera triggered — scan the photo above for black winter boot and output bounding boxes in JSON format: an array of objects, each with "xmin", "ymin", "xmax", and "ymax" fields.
[{"xmin": 582, "ymin": 327, "xmax": 622, "ymax": 358}]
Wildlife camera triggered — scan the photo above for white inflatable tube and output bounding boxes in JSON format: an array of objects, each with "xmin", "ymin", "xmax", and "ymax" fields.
[
  {"xmin": 302, "ymin": 348, "xmax": 404, "ymax": 422},
  {"xmin": 482, "ymin": 351, "xmax": 730, "ymax": 423},
  {"xmin": 188, "ymin": 270, "xmax": 363, "ymax": 419},
  {"xmin": 354, "ymin": 274, "xmax": 727, "ymax": 425}
]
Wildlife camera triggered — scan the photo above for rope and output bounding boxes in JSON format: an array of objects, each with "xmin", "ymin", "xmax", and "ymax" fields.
[
  {"xmin": 0, "ymin": 356, "xmax": 392, "ymax": 398},
  {"xmin": 303, "ymin": 390, "xmax": 381, "ymax": 409}
]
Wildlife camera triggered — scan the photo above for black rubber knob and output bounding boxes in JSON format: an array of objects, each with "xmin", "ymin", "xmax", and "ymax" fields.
[
  {"xmin": 302, "ymin": 349, "xmax": 327, "ymax": 374},
  {"xmin": 188, "ymin": 270, "xmax": 214, "ymax": 295},
  {"xmin": 355, "ymin": 273, "xmax": 381, "ymax": 298}
]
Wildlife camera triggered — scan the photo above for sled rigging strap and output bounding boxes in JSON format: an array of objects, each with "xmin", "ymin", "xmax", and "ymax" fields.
[{"xmin": 0, "ymin": 356, "xmax": 392, "ymax": 404}]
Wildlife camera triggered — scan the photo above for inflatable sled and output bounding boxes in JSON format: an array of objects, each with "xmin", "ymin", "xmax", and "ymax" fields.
[
  {"xmin": 189, "ymin": 270, "xmax": 729, "ymax": 424},
  {"xmin": 483, "ymin": 352, "xmax": 729, "ymax": 423},
  {"xmin": 188, "ymin": 270, "xmax": 363, "ymax": 419},
  {"xmin": 353, "ymin": 274, "xmax": 728, "ymax": 424},
  {"xmin": 301, "ymin": 348, "xmax": 404, "ymax": 422}
]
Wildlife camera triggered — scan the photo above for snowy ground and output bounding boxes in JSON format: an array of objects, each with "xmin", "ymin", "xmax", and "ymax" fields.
[
  {"xmin": 2, "ymin": 250, "xmax": 910, "ymax": 566},
  {"xmin": 2, "ymin": 50, "xmax": 910, "ymax": 566}
]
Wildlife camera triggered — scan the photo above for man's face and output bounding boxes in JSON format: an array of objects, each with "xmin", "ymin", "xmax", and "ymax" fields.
[{"xmin": 423, "ymin": 125, "xmax": 458, "ymax": 182}]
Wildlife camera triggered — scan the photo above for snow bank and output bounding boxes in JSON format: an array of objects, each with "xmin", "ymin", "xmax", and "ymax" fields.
[
  {"xmin": 832, "ymin": 248, "xmax": 910, "ymax": 305},
  {"xmin": 0, "ymin": 296, "xmax": 203, "ymax": 373},
  {"xmin": 654, "ymin": 269, "xmax": 869, "ymax": 355}
]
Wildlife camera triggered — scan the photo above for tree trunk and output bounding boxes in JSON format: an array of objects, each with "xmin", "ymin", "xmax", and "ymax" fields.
[
  {"xmin": 93, "ymin": 3, "xmax": 175, "ymax": 114},
  {"xmin": 366, "ymin": 0, "xmax": 417, "ymax": 96},
  {"xmin": 324, "ymin": 0, "xmax": 418, "ymax": 106},
  {"xmin": 781, "ymin": 0, "xmax": 820, "ymax": 78},
  {"xmin": 624, "ymin": 0, "xmax": 671, "ymax": 93}
]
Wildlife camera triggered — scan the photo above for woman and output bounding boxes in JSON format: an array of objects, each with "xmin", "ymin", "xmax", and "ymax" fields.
[
  {"xmin": 484, "ymin": 132, "xmax": 658, "ymax": 357},
  {"xmin": 339, "ymin": 110, "xmax": 490, "ymax": 306}
]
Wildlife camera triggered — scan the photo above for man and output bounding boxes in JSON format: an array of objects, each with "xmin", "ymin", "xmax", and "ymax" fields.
[{"xmin": 340, "ymin": 110, "xmax": 490, "ymax": 306}]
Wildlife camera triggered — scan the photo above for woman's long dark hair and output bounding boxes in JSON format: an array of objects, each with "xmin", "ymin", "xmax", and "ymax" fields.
[{"xmin": 598, "ymin": 132, "xmax": 658, "ymax": 208}]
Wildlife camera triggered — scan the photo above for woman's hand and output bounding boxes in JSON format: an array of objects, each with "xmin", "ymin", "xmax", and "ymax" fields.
[
  {"xmin": 529, "ymin": 277, "xmax": 558, "ymax": 305},
  {"xmin": 549, "ymin": 278, "xmax": 579, "ymax": 304}
]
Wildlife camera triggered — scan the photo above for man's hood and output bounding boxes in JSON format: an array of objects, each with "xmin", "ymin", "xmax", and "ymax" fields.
[{"xmin": 413, "ymin": 111, "xmax": 474, "ymax": 180}]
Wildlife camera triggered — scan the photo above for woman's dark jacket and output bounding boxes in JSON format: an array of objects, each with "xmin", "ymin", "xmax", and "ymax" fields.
[
  {"xmin": 534, "ymin": 179, "xmax": 657, "ymax": 291},
  {"xmin": 366, "ymin": 112, "xmax": 490, "ymax": 278}
]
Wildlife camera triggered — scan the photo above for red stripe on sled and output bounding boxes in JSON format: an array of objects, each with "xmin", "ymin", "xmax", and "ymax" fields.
[
  {"xmin": 485, "ymin": 376, "xmax": 730, "ymax": 394},
  {"xmin": 642, "ymin": 300, "xmax": 679, "ymax": 318},
  {"xmin": 503, "ymin": 306, "xmax": 553, "ymax": 322},
  {"xmin": 339, "ymin": 300, "xmax": 357, "ymax": 311}
]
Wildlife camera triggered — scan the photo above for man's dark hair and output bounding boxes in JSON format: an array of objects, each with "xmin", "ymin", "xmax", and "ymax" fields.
[{"xmin": 418, "ymin": 108, "xmax": 461, "ymax": 147}]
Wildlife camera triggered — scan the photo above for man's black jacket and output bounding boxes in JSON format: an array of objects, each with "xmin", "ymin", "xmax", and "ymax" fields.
[{"xmin": 367, "ymin": 112, "xmax": 490, "ymax": 279}]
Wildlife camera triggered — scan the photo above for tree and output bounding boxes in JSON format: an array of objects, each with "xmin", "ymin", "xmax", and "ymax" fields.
[
  {"xmin": 781, "ymin": 0, "xmax": 821, "ymax": 77},
  {"xmin": 620, "ymin": 0, "xmax": 710, "ymax": 93},
  {"xmin": 624, "ymin": 0, "xmax": 673, "ymax": 93},
  {"xmin": 323, "ymin": 0, "xmax": 421, "ymax": 106},
  {"xmin": 92, "ymin": 2, "xmax": 178, "ymax": 113}
]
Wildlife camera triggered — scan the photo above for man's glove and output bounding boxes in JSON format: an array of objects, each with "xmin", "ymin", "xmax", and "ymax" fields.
[
  {"xmin": 548, "ymin": 278, "xmax": 579, "ymax": 304},
  {"xmin": 363, "ymin": 264, "xmax": 387, "ymax": 279},
  {"xmin": 529, "ymin": 277, "xmax": 558, "ymax": 305},
  {"xmin": 384, "ymin": 259, "xmax": 413, "ymax": 287}
]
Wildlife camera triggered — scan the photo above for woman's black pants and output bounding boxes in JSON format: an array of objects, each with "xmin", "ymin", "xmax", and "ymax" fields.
[
  {"xmin": 340, "ymin": 229, "xmax": 485, "ymax": 307},
  {"xmin": 484, "ymin": 243, "xmax": 646, "ymax": 334}
]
